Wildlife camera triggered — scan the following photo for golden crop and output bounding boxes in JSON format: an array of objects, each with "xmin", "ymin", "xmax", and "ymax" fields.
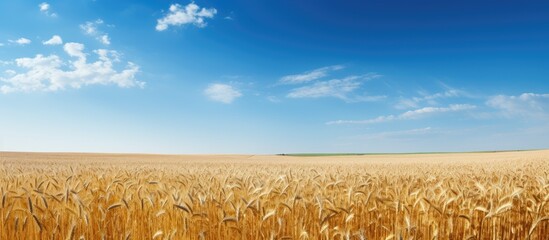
[{"xmin": 0, "ymin": 151, "xmax": 547, "ymax": 239}]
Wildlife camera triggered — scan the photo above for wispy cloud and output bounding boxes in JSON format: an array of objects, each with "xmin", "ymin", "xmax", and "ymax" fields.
[
  {"xmin": 486, "ymin": 93, "xmax": 549, "ymax": 118},
  {"xmin": 328, "ymin": 115, "xmax": 398, "ymax": 125},
  {"xmin": 327, "ymin": 104, "xmax": 476, "ymax": 125},
  {"xmin": 286, "ymin": 74, "xmax": 383, "ymax": 101},
  {"xmin": 279, "ymin": 65, "xmax": 344, "ymax": 84},
  {"xmin": 287, "ymin": 75, "xmax": 360, "ymax": 98},
  {"xmin": 350, "ymin": 95, "xmax": 387, "ymax": 103},
  {"xmin": 266, "ymin": 96, "xmax": 281, "ymax": 103},
  {"xmin": 358, "ymin": 127, "xmax": 434, "ymax": 140},
  {"xmin": 395, "ymin": 87, "xmax": 468, "ymax": 109},
  {"xmin": 224, "ymin": 11, "xmax": 235, "ymax": 21},
  {"xmin": 204, "ymin": 83, "xmax": 242, "ymax": 104},
  {"xmin": 0, "ymin": 42, "xmax": 143, "ymax": 93},
  {"xmin": 99, "ymin": 35, "xmax": 110, "ymax": 45},
  {"xmin": 38, "ymin": 2, "xmax": 57, "ymax": 17},
  {"xmin": 80, "ymin": 19, "xmax": 111, "ymax": 45},
  {"xmin": 401, "ymin": 104, "xmax": 476, "ymax": 119},
  {"xmin": 81, "ymin": 20, "xmax": 100, "ymax": 35},
  {"xmin": 9, "ymin": 38, "xmax": 32, "ymax": 45},
  {"xmin": 4, "ymin": 70, "xmax": 16, "ymax": 76},
  {"xmin": 42, "ymin": 35, "xmax": 63, "ymax": 45},
  {"xmin": 156, "ymin": 3, "xmax": 217, "ymax": 31}
]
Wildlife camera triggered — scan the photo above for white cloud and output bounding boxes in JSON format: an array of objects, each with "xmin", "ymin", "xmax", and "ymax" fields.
[
  {"xmin": 400, "ymin": 104, "xmax": 476, "ymax": 119},
  {"xmin": 421, "ymin": 89, "xmax": 462, "ymax": 101},
  {"xmin": 280, "ymin": 65, "xmax": 344, "ymax": 84},
  {"xmin": 286, "ymin": 74, "xmax": 383, "ymax": 101},
  {"xmin": 99, "ymin": 35, "xmax": 110, "ymax": 45},
  {"xmin": 0, "ymin": 42, "xmax": 143, "ymax": 93},
  {"xmin": 486, "ymin": 93, "xmax": 549, "ymax": 118},
  {"xmin": 43, "ymin": 35, "xmax": 63, "ymax": 45},
  {"xmin": 81, "ymin": 20, "xmax": 100, "ymax": 35},
  {"xmin": 39, "ymin": 2, "xmax": 49, "ymax": 12},
  {"xmin": 204, "ymin": 83, "xmax": 242, "ymax": 104},
  {"xmin": 0, "ymin": 43, "xmax": 4, "ymax": 47},
  {"xmin": 395, "ymin": 98, "xmax": 420, "ymax": 109},
  {"xmin": 395, "ymin": 87, "xmax": 467, "ymax": 109},
  {"xmin": 80, "ymin": 19, "xmax": 111, "ymax": 45},
  {"xmin": 9, "ymin": 38, "xmax": 32, "ymax": 45},
  {"xmin": 39, "ymin": 2, "xmax": 57, "ymax": 17},
  {"xmin": 64, "ymin": 42, "xmax": 86, "ymax": 58},
  {"xmin": 327, "ymin": 104, "xmax": 476, "ymax": 125},
  {"xmin": 156, "ymin": 3, "xmax": 217, "ymax": 31},
  {"xmin": 17, "ymin": 38, "xmax": 32, "ymax": 45},
  {"xmin": 287, "ymin": 76, "xmax": 360, "ymax": 98}
]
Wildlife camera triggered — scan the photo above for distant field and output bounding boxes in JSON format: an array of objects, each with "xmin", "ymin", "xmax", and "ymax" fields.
[
  {"xmin": 0, "ymin": 150, "xmax": 548, "ymax": 239},
  {"xmin": 280, "ymin": 149, "xmax": 534, "ymax": 157}
]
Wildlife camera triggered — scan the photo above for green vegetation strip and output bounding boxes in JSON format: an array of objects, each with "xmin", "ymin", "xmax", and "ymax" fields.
[{"xmin": 279, "ymin": 149, "xmax": 535, "ymax": 157}]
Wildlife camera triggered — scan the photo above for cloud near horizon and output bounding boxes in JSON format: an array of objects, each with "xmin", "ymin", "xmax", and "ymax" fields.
[
  {"xmin": 356, "ymin": 127, "xmax": 434, "ymax": 140},
  {"xmin": 156, "ymin": 3, "xmax": 217, "ymax": 31},
  {"xmin": 327, "ymin": 104, "xmax": 476, "ymax": 125}
]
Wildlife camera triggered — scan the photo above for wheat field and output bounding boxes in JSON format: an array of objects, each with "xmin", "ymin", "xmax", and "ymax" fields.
[{"xmin": 0, "ymin": 150, "xmax": 547, "ymax": 240}]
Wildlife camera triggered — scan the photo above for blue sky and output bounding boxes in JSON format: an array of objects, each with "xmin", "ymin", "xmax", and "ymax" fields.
[{"xmin": 1, "ymin": 0, "xmax": 548, "ymax": 154}]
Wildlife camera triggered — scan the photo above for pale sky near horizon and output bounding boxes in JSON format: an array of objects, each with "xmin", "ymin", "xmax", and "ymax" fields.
[{"xmin": 1, "ymin": 1, "xmax": 548, "ymax": 154}]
